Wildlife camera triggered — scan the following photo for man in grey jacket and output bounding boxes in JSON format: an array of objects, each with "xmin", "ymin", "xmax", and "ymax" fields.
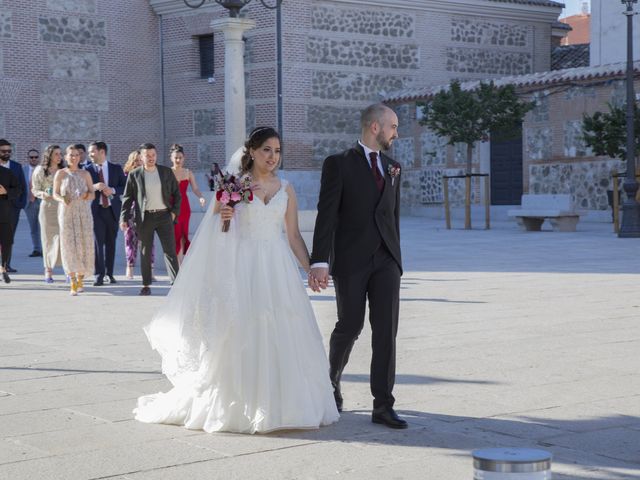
[{"xmin": 120, "ymin": 143, "xmax": 181, "ymax": 296}]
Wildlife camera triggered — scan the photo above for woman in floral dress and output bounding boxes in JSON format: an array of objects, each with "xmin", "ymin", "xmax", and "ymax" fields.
[{"xmin": 53, "ymin": 145, "xmax": 95, "ymax": 295}]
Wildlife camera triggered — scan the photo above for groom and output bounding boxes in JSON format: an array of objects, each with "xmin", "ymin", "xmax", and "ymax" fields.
[{"xmin": 309, "ymin": 103, "xmax": 405, "ymax": 429}]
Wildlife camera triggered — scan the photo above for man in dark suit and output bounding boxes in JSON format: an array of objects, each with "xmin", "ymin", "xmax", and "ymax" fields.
[
  {"xmin": 119, "ymin": 143, "xmax": 180, "ymax": 296},
  {"xmin": 0, "ymin": 139, "xmax": 26, "ymax": 273},
  {"xmin": 76, "ymin": 144, "xmax": 90, "ymax": 168},
  {"xmin": 0, "ymin": 165, "xmax": 20, "ymax": 283},
  {"xmin": 309, "ymin": 104, "xmax": 406, "ymax": 429},
  {"xmin": 85, "ymin": 141, "xmax": 127, "ymax": 286}
]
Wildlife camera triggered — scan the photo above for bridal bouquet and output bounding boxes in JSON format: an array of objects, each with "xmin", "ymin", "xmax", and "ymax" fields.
[{"xmin": 212, "ymin": 164, "xmax": 253, "ymax": 232}]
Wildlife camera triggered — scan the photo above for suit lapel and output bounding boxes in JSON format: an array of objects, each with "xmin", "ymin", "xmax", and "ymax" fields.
[{"xmin": 138, "ymin": 169, "xmax": 146, "ymax": 200}]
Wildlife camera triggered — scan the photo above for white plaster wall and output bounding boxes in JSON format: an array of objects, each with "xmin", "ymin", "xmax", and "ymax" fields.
[{"xmin": 591, "ymin": 0, "xmax": 640, "ymax": 66}]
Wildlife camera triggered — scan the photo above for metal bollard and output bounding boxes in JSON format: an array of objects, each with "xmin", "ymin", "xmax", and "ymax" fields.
[{"xmin": 473, "ymin": 448, "xmax": 552, "ymax": 479}]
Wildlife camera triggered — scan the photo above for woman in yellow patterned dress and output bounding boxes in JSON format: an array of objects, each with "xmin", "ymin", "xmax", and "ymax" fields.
[{"xmin": 53, "ymin": 145, "xmax": 95, "ymax": 295}]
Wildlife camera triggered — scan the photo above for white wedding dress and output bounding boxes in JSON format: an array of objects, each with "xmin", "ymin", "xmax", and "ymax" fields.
[{"xmin": 134, "ymin": 178, "xmax": 339, "ymax": 433}]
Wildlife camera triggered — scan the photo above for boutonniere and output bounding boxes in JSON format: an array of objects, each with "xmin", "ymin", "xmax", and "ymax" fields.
[{"xmin": 388, "ymin": 163, "xmax": 401, "ymax": 186}]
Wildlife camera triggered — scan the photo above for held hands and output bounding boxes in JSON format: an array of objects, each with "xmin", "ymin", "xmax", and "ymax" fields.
[
  {"xmin": 119, "ymin": 221, "xmax": 128, "ymax": 232},
  {"xmin": 308, "ymin": 266, "xmax": 329, "ymax": 293}
]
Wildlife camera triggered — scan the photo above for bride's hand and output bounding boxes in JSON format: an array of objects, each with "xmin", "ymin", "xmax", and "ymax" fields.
[
  {"xmin": 220, "ymin": 205, "xmax": 234, "ymax": 221},
  {"xmin": 251, "ymin": 182, "xmax": 262, "ymax": 192}
]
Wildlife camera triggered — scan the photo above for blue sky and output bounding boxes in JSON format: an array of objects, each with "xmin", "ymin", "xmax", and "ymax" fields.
[{"xmin": 562, "ymin": 0, "xmax": 589, "ymax": 17}]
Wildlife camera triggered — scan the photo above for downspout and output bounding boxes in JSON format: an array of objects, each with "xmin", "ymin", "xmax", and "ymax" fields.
[
  {"xmin": 276, "ymin": 2, "xmax": 283, "ymax": 167},
  {"xmin": 159, "ymin": 14, "xmax": 167, "ymax": 164}
]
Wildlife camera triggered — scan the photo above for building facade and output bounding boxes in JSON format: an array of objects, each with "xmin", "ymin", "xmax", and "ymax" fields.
[
  {"xmin": 0, "ymin": 0, "xmax": 161, "ymax": 164},
  {"xmin": 150, "ymin": 0, "xmax": 562, "ymax": 206},
  {"xmin": 2, "ymin": 0, "xmax": 562, "ymax": 208},
  {"xmin": 385, "ymin": 63, "xmax": 638, "ymax": 219}
]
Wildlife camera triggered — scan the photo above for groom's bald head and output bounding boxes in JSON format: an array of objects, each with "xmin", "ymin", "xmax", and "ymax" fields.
[{"xmin": 360, "ymin": 104, "xmax": 399, "ymax": 151}]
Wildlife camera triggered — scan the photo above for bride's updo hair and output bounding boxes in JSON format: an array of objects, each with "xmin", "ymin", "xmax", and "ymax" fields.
[{"xmin": 240, "ymin": 126, "xmax": 281, "ymax": 173}]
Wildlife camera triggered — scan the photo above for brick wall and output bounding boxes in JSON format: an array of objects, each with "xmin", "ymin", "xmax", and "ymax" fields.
[{"xmin": 0, "ymin": 0, "xmax": 161, "ymax": 166}]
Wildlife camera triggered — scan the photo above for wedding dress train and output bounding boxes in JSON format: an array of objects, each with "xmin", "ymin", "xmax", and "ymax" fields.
[{"xmin": 134, "ymin": 179, "xmax": 339, "ymax": 433}]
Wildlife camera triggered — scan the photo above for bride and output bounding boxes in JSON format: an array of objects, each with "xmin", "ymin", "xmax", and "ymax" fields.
[{"xmin": 134, "ymin": 127, "xmax": 339, "ymax": 433}]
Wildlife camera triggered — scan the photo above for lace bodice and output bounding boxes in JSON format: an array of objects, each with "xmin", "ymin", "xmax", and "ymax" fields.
[
  {"xmin": 235, "ymin": 178, "xmax": 288, "ymax": 241},
  {"xmin": 60, "ymin": 170, "xmax": 88, "ymax": 201}
]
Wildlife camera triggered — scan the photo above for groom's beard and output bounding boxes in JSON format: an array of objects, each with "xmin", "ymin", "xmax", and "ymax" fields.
[{"xmin": 376, "ymin": 132, "xmax": 396, "ymax": 151}]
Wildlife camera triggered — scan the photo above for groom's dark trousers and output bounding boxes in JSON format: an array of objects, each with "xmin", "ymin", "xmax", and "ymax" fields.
[
  {"xmin": 311, "ymin": 143, "xmax": 402, "ymax": 410},
  {"xmin": 331, "ymin": 244, "xmax": 401, "ymax": 409}
]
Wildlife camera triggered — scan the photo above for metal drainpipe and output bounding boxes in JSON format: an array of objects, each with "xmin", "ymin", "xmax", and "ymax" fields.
[
  {"xmin": 276, "ymin": 2, "xmax": 283, "ymax": 167},
  {"xmin": 159, "ymin": 14, "xmax": 167, "ymax": 165}
]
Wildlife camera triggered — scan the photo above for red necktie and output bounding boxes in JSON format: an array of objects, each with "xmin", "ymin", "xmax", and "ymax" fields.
[
  {"xmin": 98, "ymin": 166, "xmax": 109, "ymax": 207},
  {"xmin": 369, "ymin": 152, "xmax": 383, "ymax": 191}
]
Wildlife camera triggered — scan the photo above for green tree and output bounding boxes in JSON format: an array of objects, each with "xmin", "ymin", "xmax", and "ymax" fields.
[
  {"xmin": 419, "ymin": 80, "xmax": 534, "ymax": 228},
  {"xmin": 582, "ymin": 102, "xmax": 640, "ymax": 160}
]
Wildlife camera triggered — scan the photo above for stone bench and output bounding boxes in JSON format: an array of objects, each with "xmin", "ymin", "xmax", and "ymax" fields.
[{"xmin": 508, "ymin": 194, "xmax": 580, "ymax": 232}]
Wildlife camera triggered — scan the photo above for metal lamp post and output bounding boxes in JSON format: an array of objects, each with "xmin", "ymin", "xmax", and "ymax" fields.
[
  {"xmin": 183, "ymin": 0, "xmax": 284, "ymax": 162},
  {"xmin": 620, "ymin": 0, "xmax": 640, "ymax": 237},
  {"xmin": 184, "ymin": 0, "xmax": 282, "ymax": 15}
]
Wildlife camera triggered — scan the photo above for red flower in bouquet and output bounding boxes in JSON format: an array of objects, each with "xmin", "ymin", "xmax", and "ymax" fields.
[{"xmin": 213, "ymin": 166, "xmax": 253, "ymax": 232}]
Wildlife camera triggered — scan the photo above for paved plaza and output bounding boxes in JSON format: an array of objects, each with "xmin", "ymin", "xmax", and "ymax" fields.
[{"xmin": 1, "ymin": 213, "xmax": 639, "ymax": 480}]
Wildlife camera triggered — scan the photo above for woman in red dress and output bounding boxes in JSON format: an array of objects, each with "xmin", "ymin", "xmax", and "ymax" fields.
[{"xmin": 170, "ymin": 144, "xmax": 206, "ymax": 259}]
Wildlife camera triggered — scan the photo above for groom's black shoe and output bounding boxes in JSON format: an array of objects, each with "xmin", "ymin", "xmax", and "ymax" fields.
[
  {"xmin": 331, "ymin": 381, "xmax": 343, "ymax": 412},
  {"xmin": 372, "ymin": 407, "xmax": 408, "ymax": 429}
]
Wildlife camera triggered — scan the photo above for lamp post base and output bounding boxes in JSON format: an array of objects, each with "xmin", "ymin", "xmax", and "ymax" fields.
[{"xmin": 618, "ymin": 201, "xmax": 640, "ymax": 237}]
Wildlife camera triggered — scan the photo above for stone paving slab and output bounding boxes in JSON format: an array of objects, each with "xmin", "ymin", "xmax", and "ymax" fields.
[{"xmin": 1, "ymin": 215, "xmax": 639, "ymax": 479}]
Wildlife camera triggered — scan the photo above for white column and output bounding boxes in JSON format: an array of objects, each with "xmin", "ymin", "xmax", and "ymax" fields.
[{"xmin": 211, "ymin": 17, "xmax": 256, "ymax": 162}]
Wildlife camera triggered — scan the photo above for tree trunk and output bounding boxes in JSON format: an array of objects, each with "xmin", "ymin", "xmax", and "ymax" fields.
[{"xmin": 465, "ymin": 143, "xmax": 473, "ymax": 229}]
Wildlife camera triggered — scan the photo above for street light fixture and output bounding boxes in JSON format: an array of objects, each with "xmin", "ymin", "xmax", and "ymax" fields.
[
  {"xmin": 184, "ymin": 0, "xmax": 282, "ymax": 17},
  {"xmin": 619, "ymin": 0, "xmax": 640, "ymax": 237}
]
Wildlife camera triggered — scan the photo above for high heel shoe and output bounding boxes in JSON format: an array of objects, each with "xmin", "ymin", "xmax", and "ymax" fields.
[
  {"xmin": 77, "ymin": 275, "xmax": 84, "ymax": 293},
  {"xmin": 69, "ymin": 275, "xmax": 78, "ymax": 296},
  {"xmin": 125, "ymin": 265, "xmax": 134, "ymax": 280}
]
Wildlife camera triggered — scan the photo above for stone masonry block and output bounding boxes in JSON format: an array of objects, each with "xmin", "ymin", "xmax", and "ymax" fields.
[
  {"xmin": 46, "ymin": 0, "xmax": 97, "ymax": 14},
  {"xmin": 39, "ymin": 15, "xmax": 106, "ymax": 46},
  {"xmin": 0, "ymin": 11, "xmax": 12, "ymax": 39},
  {"xmin": 311, "ymin": 6, "xmax": 414, "ymax": 38},
  {"xmin": 48, "ymin": 49, "xmax": 100, "ymax": 81},
  {"xmin": 194, "ymin": 109, "xmax": 215, "ymax": 137},
  {"xmin": 49, "ymin": 111, "xmax": 100, "ymax": 140},
  {"xmin": 307, "ymin": 37, "xmax": 419, "ymax": 69},
  {"xmin": 307, "ymin": 106, "xmax": 361, "ymax": 134},
  {"xmin": 41, "ymin": 82, "xmax": 109, "ymax": 111}
]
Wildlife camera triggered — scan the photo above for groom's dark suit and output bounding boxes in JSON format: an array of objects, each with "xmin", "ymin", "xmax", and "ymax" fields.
[{"xmin": 311, "ymin": 143, "xmax": 402, "ymax": 410}]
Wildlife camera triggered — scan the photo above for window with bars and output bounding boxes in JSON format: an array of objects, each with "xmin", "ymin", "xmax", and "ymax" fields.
[{"xmin": 199, "ymin": 34, "xmax": 214, "ymax": 79}]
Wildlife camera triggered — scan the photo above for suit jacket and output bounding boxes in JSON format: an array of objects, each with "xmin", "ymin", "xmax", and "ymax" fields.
[
  {"xmin": 0, "ymin": 167, "xmax": 20, "ymax": 223},
  {"xmin": 120, "ymin": 165, "xmax": 181, "ymax": 227},
  {"xmin": 311, "ymin": 143, "xmax": 402, "ymax": 277},
  {"xmin": 5, "ymin": 160, "xmax": 26, "ymax": 210},
  {"xmin": 84, "ymin": 161, "xmax": 127, "ymax": 220}
]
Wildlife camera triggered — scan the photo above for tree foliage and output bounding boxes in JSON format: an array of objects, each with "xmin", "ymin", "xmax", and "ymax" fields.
[
  {"xmin": 582, "ymin": 102, "xmax": 640, "ymax": 160},
  {"xmin": 419, "ymin": 81, "xmax": 534, "ymax": 173}
]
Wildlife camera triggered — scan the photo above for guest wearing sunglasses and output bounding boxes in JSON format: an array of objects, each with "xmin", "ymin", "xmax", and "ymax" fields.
[{"xmin": 0, "ymin": 139, "xmax": 26, "ymax": 273}]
